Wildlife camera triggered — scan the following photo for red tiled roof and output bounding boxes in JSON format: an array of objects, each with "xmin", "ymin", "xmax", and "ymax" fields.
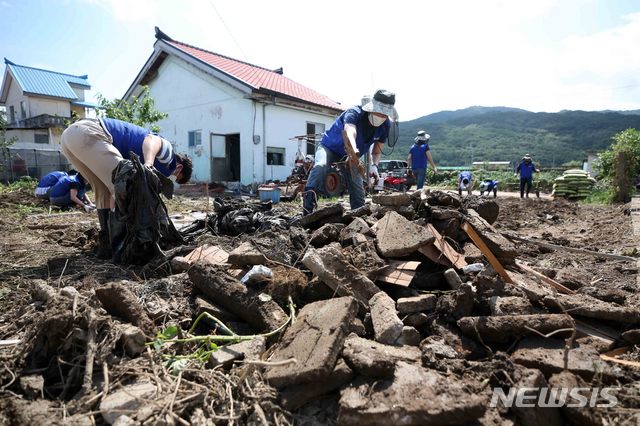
[{"xmin": 166, "ymin": 39, "xmax": 342, "ymax": 111}]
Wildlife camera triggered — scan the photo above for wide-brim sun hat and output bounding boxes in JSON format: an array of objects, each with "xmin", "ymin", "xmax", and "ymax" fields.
[
  {"xmin": 361, "ymin": 89, "xmax": 398, "ymax": 121},
  {"xmin": 415, "ymin": 130, "xmax": 430, "ymax": 142},
  {"xmin": 523, "ymin": 154, "xmax": 532, "ymax": 161}
]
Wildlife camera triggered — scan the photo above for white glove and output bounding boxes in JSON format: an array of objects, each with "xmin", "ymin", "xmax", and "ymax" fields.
[
  {"xmin": 83, "ymin": 204, "xmax": 96, "ymax": 213},
  {"xmin": 369, "ymin": 164, "xmax": 380, "ymax": 178}
]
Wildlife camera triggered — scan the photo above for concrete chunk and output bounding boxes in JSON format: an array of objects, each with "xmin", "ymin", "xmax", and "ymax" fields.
[
  {"xmin": 511, "ymin": 368, "xmax": 563, "ymax": 426},
  {"xmin": 302, "ymin": 246, "xmax": 380, "ymax": 308},
  {"xmin": 489, "ymin": 296, "xmax": 534, "ymax": 315},
  {"xmin": 300, "ymin": 203, "xmax": 344, "ymax": 229},
  {"xmin": 444, "ymin": 268, "xmax": 463, "ymax": 289},
  {"xmin": 396, "ymin": 294, "xmax": 437, "ymax": 315},
  {"xmin": 395, "ymin": 326, "xmax": 421, "ymax": 346},
  {"xmin": 338, "ymin": 362, "xmax": 486, "ymax": 425},
  {"xmin": 375, "ymin": 211, "xmax": 435, "ymax": 257},
  {"xmin": 457, "ymin": 314, "xmax": 574, "ymax": 343},
  {"xmin": 228, "ymin": 242, "xmax": 267, "ymax": 266},
  {"xmin": 372, "ymin": 193, "xmax": 412, "ymax": 207},
  {"xmin": 465, "ymin": 209, "xmax": 518, "ymax": 264},
  {"xmin": 548, "ymin": 371, "xmax": 606, "ymax": 426},
  {"xmin": 265, "ymin": 296, "xmax": 358, "ymax": 388},
  {"xmin": 208, "ymin": 337, "xmax": 265, "ymax": 368},
  {"xmin": 279, "ymin": 359, "xmax": 354, "ymax": 411},
  {"xmin": 370, "ymin": 291, "xmax": 404, "ymax": 344},
  {"xmin": 544, "ymin": 293, "xmax": 640, "ymax": 324},
  {"xmin": 309, "ymin": 223, "xmax": 344, "ymax": 247},
  {"xmin": 188, "ymin": 264, "xmax": 288, "ymax": 333},
  {"xmin": 345, "ymin": 217, "xmax": 373, "ymax": 235},
  {"xmin": 115, "ymin": 323, "xmax": 146, "ymax": 356},
  {"xmin": 342, "ymin": 334, "xmax": 422, "ymax": 378},
  {"xmin": 511, "ymin": 338, "xmax": 617, "ymax": 382}
]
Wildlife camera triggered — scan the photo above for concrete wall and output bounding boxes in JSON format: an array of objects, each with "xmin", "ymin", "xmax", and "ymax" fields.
[
  {"xmin": 5, "ymin": 76, "xmax": 23, "ymax": 122},
  {"xmin": 146, "ymin": 55, "xmax": 337, "ymax": 184}
]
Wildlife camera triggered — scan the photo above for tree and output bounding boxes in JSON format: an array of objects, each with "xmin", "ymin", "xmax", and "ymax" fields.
[
  {"xmin": 0, "ymin": 109, "xmax": 16, "ymax": 148},
  {"xmin": 96, "ymin": 86, "xmax": 168, "ymax": 133},
  {"xmin": 597, "ymin": 128, "xmax": 640, "ymax": 202}
]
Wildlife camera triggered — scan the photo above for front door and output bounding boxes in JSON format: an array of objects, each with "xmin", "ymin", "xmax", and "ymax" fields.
[{"xmin": 210, "ymin": 133, "xmax": 241, "ymax": 182}]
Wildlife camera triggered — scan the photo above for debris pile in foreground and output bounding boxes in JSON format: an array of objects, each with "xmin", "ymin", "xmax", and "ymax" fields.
[{"xmin": 1, "ymin": 190, "xmax": 639, "ymax": 425}]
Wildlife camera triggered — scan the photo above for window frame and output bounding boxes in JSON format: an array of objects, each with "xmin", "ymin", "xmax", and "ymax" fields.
[{"xmin": 266, "ymin": 146, "xmax": 286, "ymax": 166}]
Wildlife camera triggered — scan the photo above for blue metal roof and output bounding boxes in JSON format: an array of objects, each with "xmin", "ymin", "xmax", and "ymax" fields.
[
  {"xmin": 71, "ymin": 100, "xmax": 98, "ymax": 108},
  {"xmin": 4, "ymin": 58, "xmax": 91, "ymax": 100}
]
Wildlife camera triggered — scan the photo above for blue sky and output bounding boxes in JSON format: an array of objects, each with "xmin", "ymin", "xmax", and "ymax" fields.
[{"xmin": 1, "ymin": 0, "xmax": 639, "ymax": 120}]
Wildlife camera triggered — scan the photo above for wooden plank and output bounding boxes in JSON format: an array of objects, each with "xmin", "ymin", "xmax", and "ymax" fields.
[
  {"xmin": 378, "ymin": 271, "xmax": 414, "ymax": 287},
  {"xmin": 516, "ymin": 261, "xmax": 576, "ymax": 295},
  {"xmin": 461, "ymin": 222, "xmax": 512, "ymax": 283},
  {"xmin": 418, "ymin": 244, "xmax": 453, "ymax": 267},
  {"xmin": 426, "ymin": 224, "xmax": 467, "ymax": 269},
  {"xmin": 600, "ymin": 347, "xmax": 640, "ymax": 368},
  {"xmin": 184, "ymin": 244, "xmax": 229, "ymax": 265},
  {"xmin": 505, "ymin": 233, "xmax": 636, "ymax": 262},
  {"xmin": 387, "ymin": 260, "xmax": 421, "ymax": 271}
]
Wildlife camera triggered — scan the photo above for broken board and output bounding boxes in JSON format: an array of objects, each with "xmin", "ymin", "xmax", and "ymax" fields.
[
  {"xmin": 418, "ymin": 224, "xmax": 467, "ymax": 269},
  {"xmin": 461, "ymin": 222, "xmax": 512, "ymax": 283},
  {"xmin": 378, "ymin": 261, "xmax": 420, "ymax": 287},
  {"xmin": 183, "ymin": 244, "xmax": 245, "ymax": 278}
]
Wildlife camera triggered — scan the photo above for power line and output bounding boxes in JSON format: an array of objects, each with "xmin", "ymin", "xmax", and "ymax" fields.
[{"xmin": 208, "ymin": 0, "xmax": 249, "ymax": 61}]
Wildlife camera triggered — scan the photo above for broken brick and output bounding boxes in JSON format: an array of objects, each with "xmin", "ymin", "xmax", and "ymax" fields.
[
  {"xmin": 342, "ymin": 333, "xmax": 422, "ymax": 378},
  {"xmin": 369, "ymin": 291, "xmax": 404, "ymax": 344}
]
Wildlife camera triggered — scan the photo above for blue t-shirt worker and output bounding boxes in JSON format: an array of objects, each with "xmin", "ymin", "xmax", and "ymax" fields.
[
  {"xmin": 458, "ymin": 171, "xmax": 473, "ymax": 195},
  {"xmin": 515, "ymin": 154, "xmax": 538, "ymax": 198},
  {"xmin": 61, "ymin": 117, "xmax": 193, "ymax": 259},
  {"xmin": 303, "ymin": 89, "xmax": 398, "ymax": 215},
  {"xmin": 35, "ymin": 171, "xmax": 94, "ymax": 211},
  {"xmin": 407, "ymin": 130, "xmax": 437, "ymax": 190}
]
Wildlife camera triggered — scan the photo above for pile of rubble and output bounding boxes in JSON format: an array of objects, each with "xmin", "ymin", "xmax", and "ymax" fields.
[
  {"xmin": 5, "ymin": 190, "xmax": 640, "ymax": 424},
  {"xmin": 165, "ymin": 190, "xmax": 639, "ymax": 424}
]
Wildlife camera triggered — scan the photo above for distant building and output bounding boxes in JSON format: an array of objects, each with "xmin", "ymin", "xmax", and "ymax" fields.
[
  {"xmin": 123, "ymin": 27, "xmax": 343, "ymax": 184},
  {"xmin": 0, "ymin": 59, "xmax": 96, "ymax": 149},
  {"xmin": 471, "ymin": 161, "xmax": 511, "ymax": 171}
]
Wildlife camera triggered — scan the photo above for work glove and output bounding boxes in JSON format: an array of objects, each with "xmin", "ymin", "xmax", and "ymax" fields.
[{"xmin": 83, "ymin": 204, "xmax": 96, "ymax": 213}]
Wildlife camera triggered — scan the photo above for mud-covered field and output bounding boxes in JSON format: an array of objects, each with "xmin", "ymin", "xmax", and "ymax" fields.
[{"xmin": 0, "ymin": 187, "xmax": 639, "ymax": 425}]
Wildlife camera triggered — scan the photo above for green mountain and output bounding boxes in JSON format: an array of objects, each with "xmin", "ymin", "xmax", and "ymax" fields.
[{"xmin": 389, "ymin": 107, "xmax": 640, "ymax": 167}]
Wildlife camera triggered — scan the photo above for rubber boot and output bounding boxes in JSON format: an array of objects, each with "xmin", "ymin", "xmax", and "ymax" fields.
[
  {"xmin": 95, "ymin": 209, "xmax": 112, "ymax": 259},
  {"xmin": 302, "ymin": 190, "xmax": 317, "ymax": 216},
  {"xmin": 109, "ymin": 210, "xmax": 127, "ymax": 264}
]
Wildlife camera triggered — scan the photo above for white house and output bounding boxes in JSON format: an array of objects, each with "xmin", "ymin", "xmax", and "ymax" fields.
[
  {"xmin": 123, "ymin": 27, "xmax": 343, "ymax": 184},
  {"xmin": 0, "ymin": 59, "xmax": 95, "ymax": 149}
]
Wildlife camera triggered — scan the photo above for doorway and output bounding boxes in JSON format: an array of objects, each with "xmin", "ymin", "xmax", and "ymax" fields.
[{"xmin": 210, "ymin": 133, "xmax": 240, "ymax": 182}]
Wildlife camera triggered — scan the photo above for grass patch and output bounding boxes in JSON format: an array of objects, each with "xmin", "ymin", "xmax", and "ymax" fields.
[{"xmin": 580, "ymin": 184, "xmax": 616, "ymax": 205}]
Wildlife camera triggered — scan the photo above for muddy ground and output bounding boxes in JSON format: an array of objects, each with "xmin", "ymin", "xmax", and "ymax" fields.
[{"xmin": 0, "ymin": 187, "xmax": 639, "ymax": 425}]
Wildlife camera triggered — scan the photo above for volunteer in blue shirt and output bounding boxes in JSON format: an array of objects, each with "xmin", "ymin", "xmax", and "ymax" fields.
[
  {"xmin": 61, "ymin": 117, "xmax": 193, "ymax": 258},
  {"xmin": 49, "ymin": 173, "xmax": 94, "ymax": 210},
  {"xmin": 303, "ymin": 89, "xmax": 398, "ymax": 215},
  {"xmin": 34, "ymin": 170, "xmax": 69, "ymax": 199},
  {"xmin": 458, "ymin": 171, "xmax": 473, "ymax": 196},
  {"xmin": 407, "ymin": 130, "xmax": 437, "ymax": 190},
  {"xmin": 515, "ymin": 154, "xmax": 539, "ymax": 198},
  {"xmin": 35, "ymin": 171, "xmax": 95, "ymax": 211}
]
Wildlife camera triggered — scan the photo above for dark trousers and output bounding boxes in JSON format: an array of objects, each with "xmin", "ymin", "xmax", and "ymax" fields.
[{"xmin": 520, "ymin": 177, "xmax": 532, "ymax": 197}]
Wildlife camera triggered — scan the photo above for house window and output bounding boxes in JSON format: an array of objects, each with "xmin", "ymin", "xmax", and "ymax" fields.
[
  {"xmin": 266, "ymin": 147, "xmax": 285, "ymax": 166},
  {"xmin": 188, "ymin": 130, "xmax": 202, "ymax": 147},
  {"xmin": 20, "ymin": 101, "xmax": 26, "ymax": 119},
  {"xmin": 306, "ymin": 122, "xmax": 325, "ymax": 156},
  {"xmin": 34, "ymin": 131, "xmax": 49, "ymax": 144},
  {"xmin": 9, "ymin": 106, "xmax": 15, "ymax": 123}
]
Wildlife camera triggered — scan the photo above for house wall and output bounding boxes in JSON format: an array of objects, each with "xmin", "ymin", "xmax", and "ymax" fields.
[
  {"xmin": 28, "ymin": 96, "xmax": 71, "ymax": 118},
  {"xmin": 5, "ymin": 76, "xmax": 24, "ymax": 122},
  {"xmin": 144, "ymin": 54, "xmax": 337, "ymax": 184}
]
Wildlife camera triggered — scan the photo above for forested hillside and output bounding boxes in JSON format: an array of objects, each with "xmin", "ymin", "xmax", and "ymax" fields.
[{"xmin": 388, "ymin": 107, "xmax": 640, "ymax": 167}]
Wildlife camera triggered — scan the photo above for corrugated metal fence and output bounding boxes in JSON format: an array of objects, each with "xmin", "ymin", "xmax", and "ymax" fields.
[{"xmin": 0, "ymin": 148, "xmax": 72, "ymax": 183}]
